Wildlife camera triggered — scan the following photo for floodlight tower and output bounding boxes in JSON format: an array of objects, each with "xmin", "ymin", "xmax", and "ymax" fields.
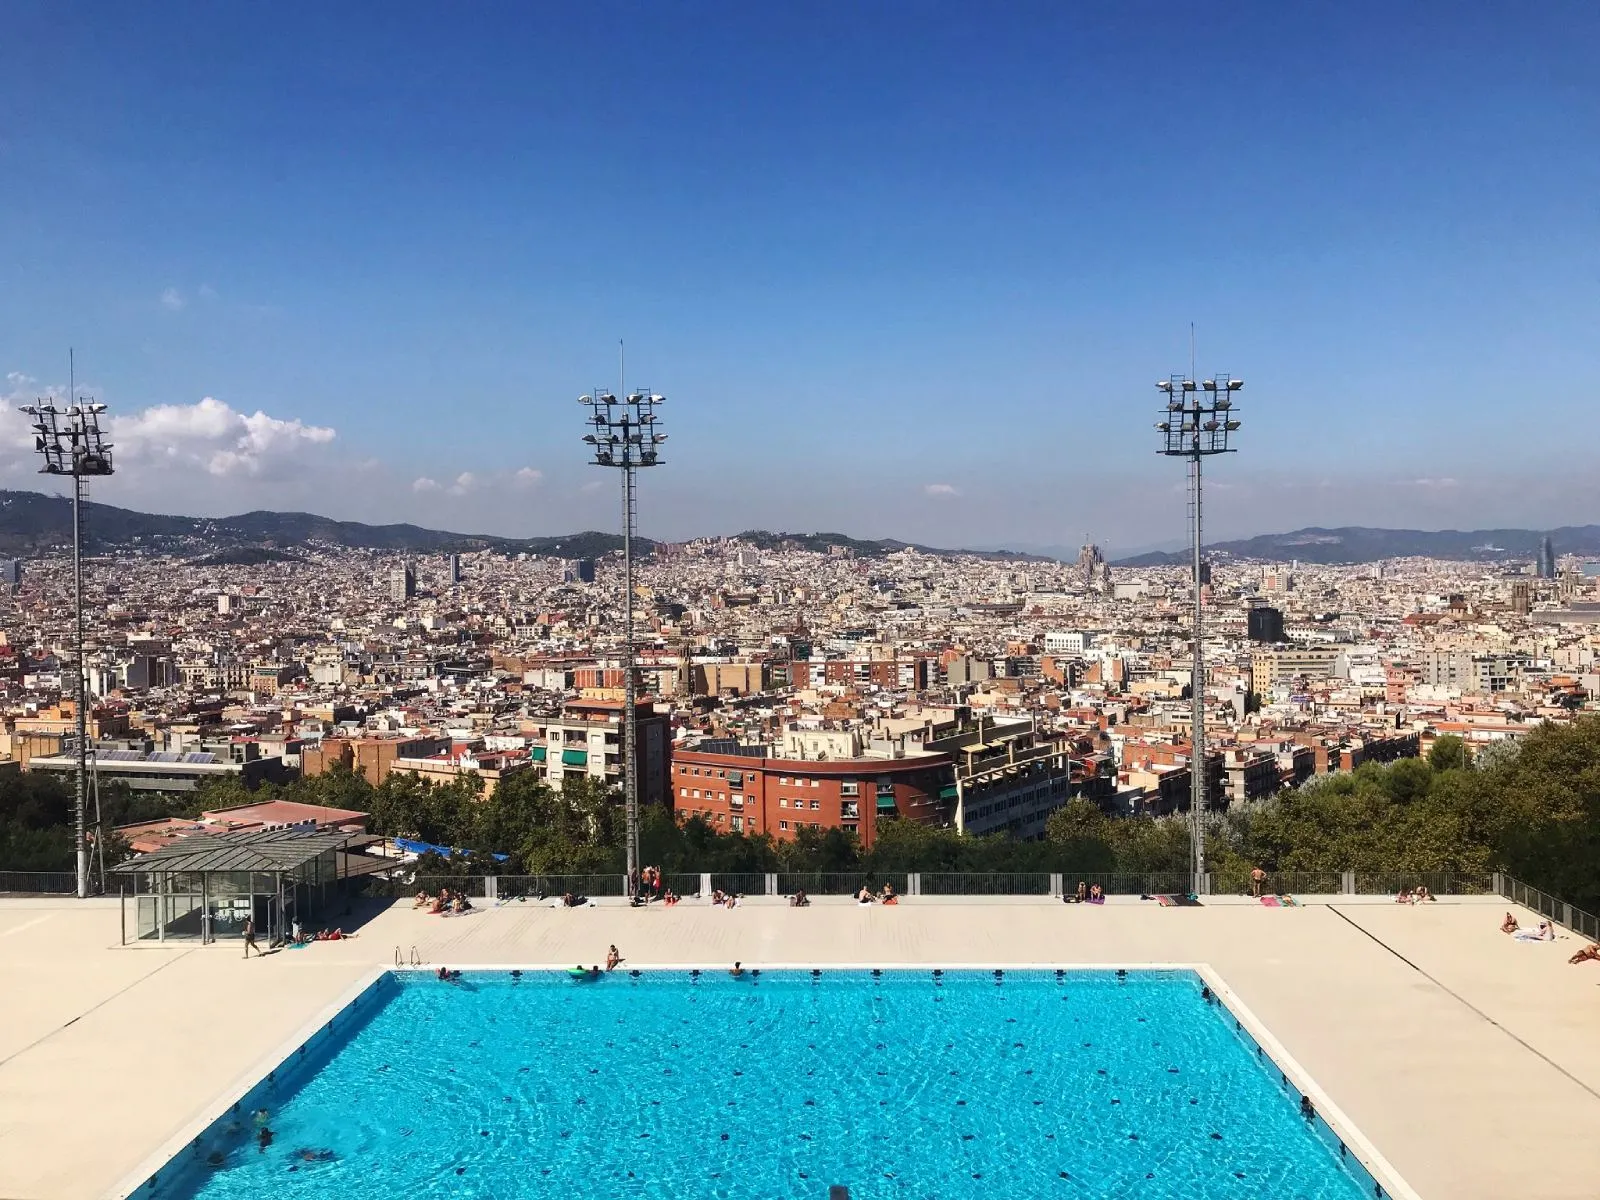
[
  {"xmin": 1154, "ymin": 373, "xmax": 1242, "ymax": 896},
  {"xmin": 22, "ymin": 389, "xmax": 115, "ymax": 900},
  {"xmin": 579, "ymin": 383, "xmax": 665, "ymax": 899}
]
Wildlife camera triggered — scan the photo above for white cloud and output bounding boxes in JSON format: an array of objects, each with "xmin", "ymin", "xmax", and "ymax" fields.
[
  {"xmin": 447, "ymin": 471, "xmax": 480, "ymax": 496},
  {"xmin": 412, "ymin": 477, "xmax": 442, "ymax": 493},
  {"xmin": 1401, "ymin": 477, "xmax": 1459, "ymax": 489},
  {"xmin": 160, "ymin": 287, "xmax": 185, "ymax": 311},
  {"xmin": 923, "ymin": 483, "xmax": 960, "ymax": 497},
  {"xmin": 514, "ymin": 467, "xmax": 543, "ymax": 488},
  {"xmin": 112, "ymin": 396, "xmax": 335, "ymax": 479}
]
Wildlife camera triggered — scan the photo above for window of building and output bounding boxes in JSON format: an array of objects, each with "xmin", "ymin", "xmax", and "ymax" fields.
[
  {"xmin": 809, "ymin": 799, "xmax": 820, "ymax": 810},
  {"xmin": 691, "ymin": 789, "xmax": 700, "ymax": 798},
  {"xmin": 780, "ymin": 820, "xmax": 789, "ymax": 831},
  {"xmin": 811, "ymin": 779, "xmax": 821, "ymax": 788},
  {"xmin": 779, "ymin": 798, "xmax": 788, "ymax": 808},
  {"xmin": 840, "ymin": 780, "xmax": 859, "ymax": 796},
  {"xmin": 779, "ymin": 776, "xmax": 790, "ymax": 785}
]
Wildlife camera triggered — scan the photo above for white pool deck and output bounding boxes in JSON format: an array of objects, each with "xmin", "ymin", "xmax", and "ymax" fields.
[{"xmin": 1, "ymin": 893, "xmax": 1598, "ymax": 1200}]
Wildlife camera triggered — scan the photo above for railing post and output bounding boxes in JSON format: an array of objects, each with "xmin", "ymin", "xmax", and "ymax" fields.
[
  {"xmin": 765, "ymin": 873, "xmax": 777, "ymax": 896},
  {"xmin": 485, "ymin": 876, "xmax": 497, "ymax": 902},
  {"xmin": 909, "ymin": 872, "xmax": 921, "ymax": 896},
  {"xmin": 1049, "ymin": 872, "xmax": 1063, "ymax": 897},
  {"xmin": 1492, "ymin": 872, "xmax": 1504, "ymax": 897},
  {"xmin": 1341, "ymin": 870, "xmax": 1355, "ymax": 895},
  {"xmin": 1564, "ymin": 902, "xmax": 1574, "ymax": 929},
  {"xmin": 700, "ymin": 872, "xmax": 712, "ymax": 898}
]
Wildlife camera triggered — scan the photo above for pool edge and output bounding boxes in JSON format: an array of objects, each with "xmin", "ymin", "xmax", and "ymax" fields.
[
  {"xmin": 112, "ymin": 961, "xmax": 1422, "ymax": 1200},
  {"xmin": 104, "ymin": 964, "xmax": 390, "ymax": 1200}
]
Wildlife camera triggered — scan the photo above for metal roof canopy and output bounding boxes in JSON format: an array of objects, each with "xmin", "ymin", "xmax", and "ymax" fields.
[{"xmin": 111, "ymin": 828, "xmax": 354, "ymax": 875}]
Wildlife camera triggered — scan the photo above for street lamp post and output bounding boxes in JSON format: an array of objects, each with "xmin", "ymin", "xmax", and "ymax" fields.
[
  {"xmin": 1155, "ymin": 373, "xmax": 1242, "ymax": 897},
  {"xmin": 21, "ymin": 397, "xmax": 115, "ymax": 899},
  {"xmin": 579, "ymin": 386, "xmax": 665, "ymax": 899}
]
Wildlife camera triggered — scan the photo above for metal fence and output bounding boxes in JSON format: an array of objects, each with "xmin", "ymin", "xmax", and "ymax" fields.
[
  {"xmin": 921, "ymin": 872, "xmax": 1050, "ymax": 896},
  {"xmin": 359, "ymin": 874, "xmax": 490, "ymax": 900},
  {"xmin": 494, "ymin": 874, "xmax": 628, "ymax": 899},
  {"xmin": 1211, "ymin": 870, "xmax": 1343, "ymax": 896},
  {"xmin": 0, "ymin": 871, "xmax": 77, "ymax": 895},
  {"xmin": 1354, "ymin": 871, "xmax": 1494, "ymax": 898},
  {"xmin": 776, "ymin": 872, "xmax": 887, "ymax": 897},
  {"xmin": 1499, "ymin": 876, "xmax": 1600, "ymax": 942},
  {"xmin": 709, "ymin": 872, "xmax": 768, "ymax": 898}
]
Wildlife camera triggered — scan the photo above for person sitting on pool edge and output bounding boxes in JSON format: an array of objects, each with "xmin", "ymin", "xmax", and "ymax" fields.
[
  {"xmin": 606, "ymin": 945, "xmax": 623, "ymax": 971},
  {"xmin": 1088, "ymin": 883, "xmax": 1105, "ymax": 904}
]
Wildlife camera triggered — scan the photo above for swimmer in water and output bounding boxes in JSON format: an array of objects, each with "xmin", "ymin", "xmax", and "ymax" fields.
[{"xmin": 729, "ymin": 961, "xmax": 744, "ymax": 978}]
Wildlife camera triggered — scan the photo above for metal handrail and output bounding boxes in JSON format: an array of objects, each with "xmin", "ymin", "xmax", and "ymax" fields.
[{"xmin": 1498, "ymin": 875, "xmax": 1599, "ymax": 942}]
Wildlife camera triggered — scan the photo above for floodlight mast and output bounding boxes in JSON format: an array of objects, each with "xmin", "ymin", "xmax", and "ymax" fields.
[
  {"xmin": 1154, "ymin": 373, "xmax": 1242, "ymax": 897},
  {"xmin": 579, "ymin": 379, "xmax": 665, "ymax": 899},
  {"xmin": 21, "ymin": 381, "xmax": 115, "ymax": 900}
]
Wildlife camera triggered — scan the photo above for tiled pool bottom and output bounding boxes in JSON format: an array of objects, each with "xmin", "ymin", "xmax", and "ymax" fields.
[{"xmin": 143, "ymin": 968, "xmax": 1386, "ymax": 1200}]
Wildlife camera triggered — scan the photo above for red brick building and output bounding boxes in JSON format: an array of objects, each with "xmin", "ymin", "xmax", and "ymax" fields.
[{"xmin": 670, "ymin": 744, "xmax": 953, "ymax": 849}]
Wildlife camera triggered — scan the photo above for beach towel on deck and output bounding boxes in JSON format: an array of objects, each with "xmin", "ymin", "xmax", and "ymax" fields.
[
  {"xmin": 1156, "ymin": 895, "xmax": 1174, "ymax": 907},
  {"xmin": 1259, "ymin": 896, "xmax": 1282, "ymax": 907}
]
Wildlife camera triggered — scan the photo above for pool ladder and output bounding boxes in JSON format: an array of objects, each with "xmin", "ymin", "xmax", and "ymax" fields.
[{"xmin": 394, "ymin": 946, "xmax": 422, "ymax": 967}]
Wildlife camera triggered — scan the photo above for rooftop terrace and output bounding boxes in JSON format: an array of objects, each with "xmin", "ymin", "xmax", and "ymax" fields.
[{"xmin": 0, "ymin": 894, "xmax": 1596, "ymax": 1199}]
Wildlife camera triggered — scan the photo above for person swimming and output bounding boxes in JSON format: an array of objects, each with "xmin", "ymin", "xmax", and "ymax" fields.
[{"xmin": 729, "ymin": 961, "xmax": 744, "ymax": 978}]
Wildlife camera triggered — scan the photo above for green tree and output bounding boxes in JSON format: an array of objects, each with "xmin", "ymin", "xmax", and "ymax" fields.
[{"xmin": 1427, "ymin": 735, "xmax": 1470, "ymax": 773}]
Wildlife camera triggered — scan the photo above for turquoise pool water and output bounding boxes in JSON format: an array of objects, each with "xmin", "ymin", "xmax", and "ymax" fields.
[{"xmin": 154, "ymin": 969, "xmax": 1375, "ymax": 1199}]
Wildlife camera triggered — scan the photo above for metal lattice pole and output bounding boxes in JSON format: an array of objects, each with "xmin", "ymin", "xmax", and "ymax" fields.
[
  {"xmin": 73, "ymin": 472, "xmax": 88, "ymax": 899},
  {"xmin": 580, "ymin": 376, "xmax": 665, "ymax": 902},
  {"xmin": 22, "ymin": 382, "xmax": 114, "ymax": 901},
  {"xmin": 621, "ymin": 461, "xmax": 640, "ymax": 896},
  {"xmin": 1189, "ymin": 454, "xmax": 1204, "ymax": 897},
  {"xmin": 1154, "ymin": 373, "xmax": 1242, "ymax": 899}
]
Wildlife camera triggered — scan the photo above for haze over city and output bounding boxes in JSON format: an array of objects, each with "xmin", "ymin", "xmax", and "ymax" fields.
[{"xmin": 3, "ymin": 1, "xmax": 1598, "ymax": 548}]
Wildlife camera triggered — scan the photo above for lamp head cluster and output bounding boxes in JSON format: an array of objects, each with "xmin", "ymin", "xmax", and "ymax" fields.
[
  {"xmin": 1154, "ymin": 375, "xmax": 1242, "ymax": 457},
  {"xmin": 20, "ymin": 402, "xmax": 115, "ymax": 477},
  {"xmin": 579, "ymin": 389, "xmax": 666, "ymax": 468}
]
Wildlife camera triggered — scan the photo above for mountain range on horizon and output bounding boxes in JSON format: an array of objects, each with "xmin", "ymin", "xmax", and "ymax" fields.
[
  {"xmin": 1113, "ymin": 525, "xmax": 1600, "ymax": 567},
  {"xmin": 0, "ymin": 490, "xmax": 1591, "ymax": 568}
]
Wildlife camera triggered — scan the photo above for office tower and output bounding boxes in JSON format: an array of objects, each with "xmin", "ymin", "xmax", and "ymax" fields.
[
  {"xmin": 448, "ymin": 553, "xmax": 462, "ymax": 585},
  {"xmin": 390, "ymin": 562, "xmax": 416, "ymax": 603},
  {"xmin": 1539, "ymin": 536, "xmax": 1556, "ymax": 580},
  {"xmin": 0, "ymin": 559, "xmax": 21, "ymax": 589},
  {"xmin": 1246, "ymin": 605, "xmax": 1286, "ymax": 643}
]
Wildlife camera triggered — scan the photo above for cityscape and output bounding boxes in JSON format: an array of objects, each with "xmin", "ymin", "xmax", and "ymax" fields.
[{"xmin": 3, "ymin": 5, "xmax": 1599, "ymax": 1200}]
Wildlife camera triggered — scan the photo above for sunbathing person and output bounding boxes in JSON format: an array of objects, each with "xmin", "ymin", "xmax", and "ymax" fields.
[
  {"xmin": 1513, "ymin": 920, "xmax": 1555, "ymax": 942},
  {"xmin": 1568, "ymin": 943, "xmax": 1600, "ymax": 965},
  {"xmin": 856, "ymin": 886, "xmax": 874, "ymax": 905},
  {"xmin": 880, "ymin": 883, "xmax": 898, "ymax": 905},
  {"xmin": 427, "ymin": 895, "xmax": 446, "ymax": 915},
  {"xmin": 1500, "ymin": 912, "xmax": 1519, "ymax": 934},
  {"xmin": 1413, "ymin": 885, "xmax": 1435, "ymax": 903},
  {"xmin": 412, "ymin": 891, "xmax": 431, "ymax": 909},
  {"xmin": 1088, "ymin": 884, "xmax": 1104, "ymax": 904},
  {"xmin": 790, "ymin": 889, "xmax": 809, "ymax": 907},
  {"xmin": 662, "ymin": 888, "xmax": 679, "ymax": 906}
]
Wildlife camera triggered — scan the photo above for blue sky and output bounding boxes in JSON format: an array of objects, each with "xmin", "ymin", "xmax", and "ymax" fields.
[{"xmin": 1, "ymin": 1, "xmax": 1597, "ymax": 552}]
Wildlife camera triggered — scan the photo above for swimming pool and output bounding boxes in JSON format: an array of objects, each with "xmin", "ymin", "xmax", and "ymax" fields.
[{"xmin": 142, "ymin": 968, "xmax": 1390, "ymax": 1199}]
